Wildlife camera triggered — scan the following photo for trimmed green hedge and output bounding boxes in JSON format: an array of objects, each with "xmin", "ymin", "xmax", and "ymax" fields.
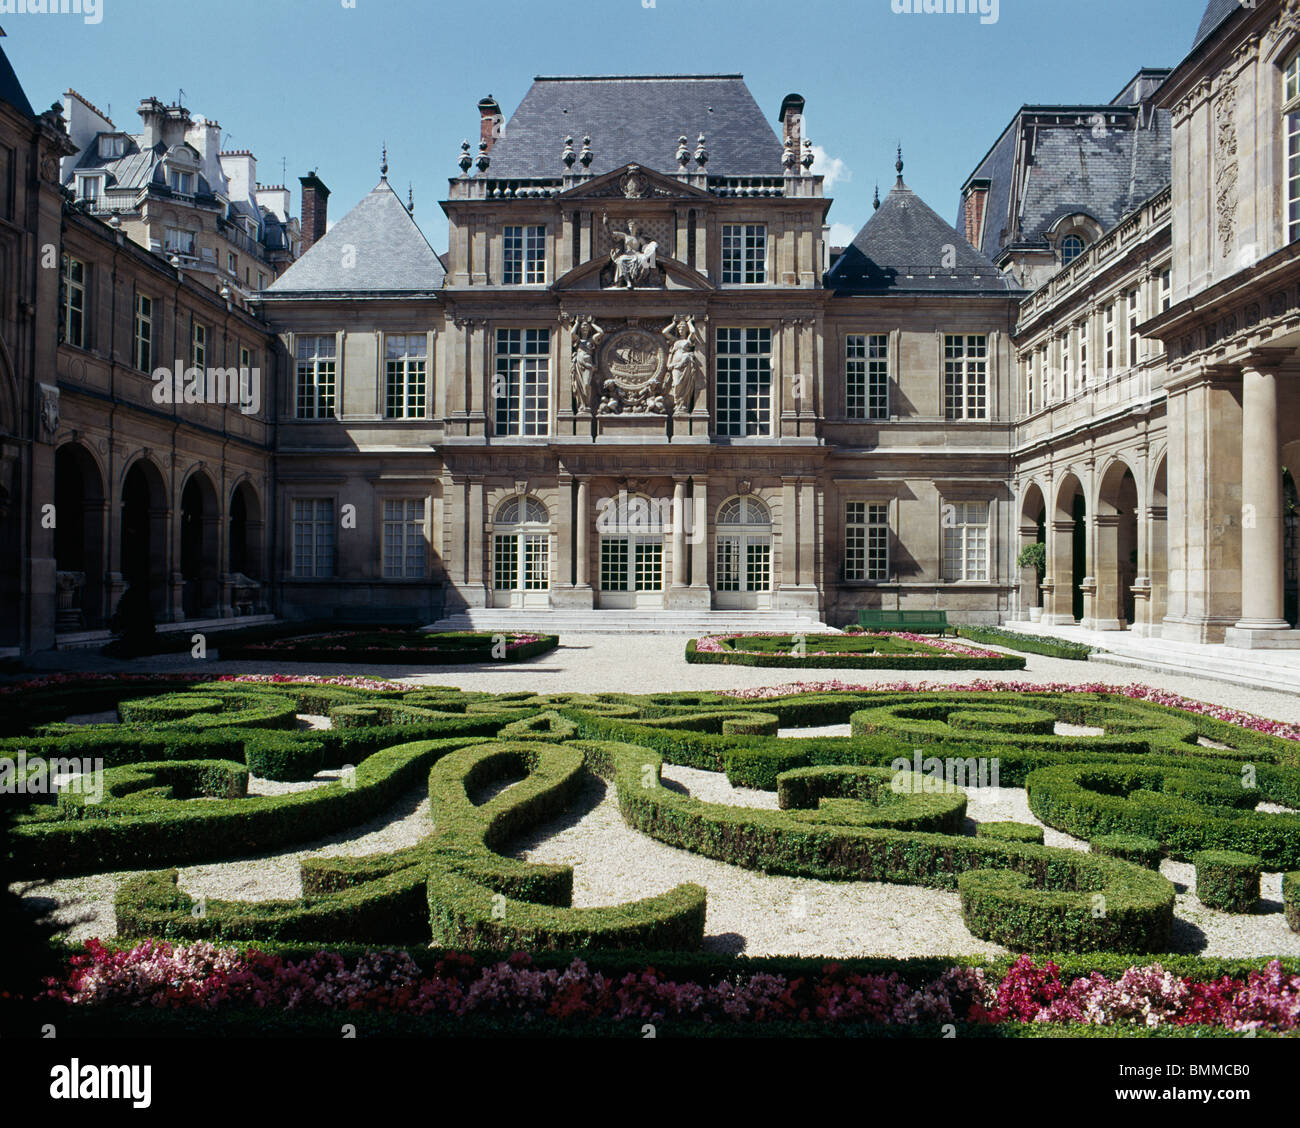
[
  {"xmin": 685, "ymin": 637, "xmax": 1027, "ymax": 671},
  {"xmin": 776, "ymin": 765, "xmax": 968, "ymax": 834},
  {"xmin": 1193, "ymin": 850, "xmax": 1261, "ymax": 913},
  {"xmin": 956, "ymin": 626, "xmax": 1093, "ymax": 661},
  {"xmin": 220, "ymin": 631, "xmax": 560, "ymax": 665},
  {"xmin": 1091, "ymin": 835, "xmax": 1163, "ymax": 870},
  {"xmin": 976, "ymin": 822, "xmax": 1045, "ymax": 845},
  {"xmin": 1285, "ymin": 872, "xmax": 1300, "ymax": 933}
]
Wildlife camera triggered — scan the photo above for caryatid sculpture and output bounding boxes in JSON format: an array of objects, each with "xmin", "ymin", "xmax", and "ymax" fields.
[
  {"xmin": 663, "ymin": 314, "xmax": 706, "ymax": 415},
  {"xmin": 567, "ymin": 314, "xmax": 605, "ymax": 413}
]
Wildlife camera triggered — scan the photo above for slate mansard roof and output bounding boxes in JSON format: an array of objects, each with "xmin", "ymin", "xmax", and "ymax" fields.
[
  {"xmin": 956, "ymin": 88, "xmax": 1171, "ymax": 265},
  {"xmin": 480, "ymin": 75, "xmax": 786, "ymax": 179},
  {"xmin": 1193, "ymin": 0, "xmax": 1243, "ymax": 53},
  {"xmin": 828, "ymin": 176, "xmax": 1021, "ymax": 296},
  {"xmin": 265, "ymin": 180, "xmax": 445, "ymax": 295}
]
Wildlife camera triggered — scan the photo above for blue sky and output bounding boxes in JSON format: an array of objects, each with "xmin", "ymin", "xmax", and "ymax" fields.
[{"xmin": 5, "ymin": 0, "xmax": 1206, "ymax": 251}]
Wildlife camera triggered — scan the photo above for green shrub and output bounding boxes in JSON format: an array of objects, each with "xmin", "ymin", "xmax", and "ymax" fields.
[
  {"xmin": 956, "ymin": 626, "xmax": 1093, "ymax": 661},
  {"xmin": 685, "ymin": 637, "xmax": 1026, "ymax": 671},
  {"xmin": 776, "ymin": 765, "xmax": 967, "ymax": 834},
  {"xmin": 1090, "ymin": 835, "xmax": 1163, "ymax": 870},
  {"xmin": 1193, "ymin": 851, "xmax": 1261, "ymax": 914},
  {"xmin": 976, "ymin": 822, "xmax": 1045, "ymax": 845},
  {"xmin": 1285, "ymin": 872, "xmax": 1300, "ymax": 933}
]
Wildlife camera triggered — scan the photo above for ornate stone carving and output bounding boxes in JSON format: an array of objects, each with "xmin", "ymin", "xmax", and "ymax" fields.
[
  {"xmin": 598, "ymin": 326, "xmax": 667, "ymax": 415},
  {"xmin": 621, "ymin": 166, "xmax": 649, "ymax": 199},
  {"xmin": 1214, "ymin": 86, "xmax": 1238, "ymax": 259},
  {"xmin": 601, "ymin": 213, "xmax": 660, "ymax": 289},
  {"xmin": 563, "ymin": 314, "xmax": 605, "ymax": 414},
  {"xmin": 663, "ymin": 314, "xmax": 707, "ymax": 415},
  {"xmin": 38, "ymin": 383, "xmax": 59, "ymax": 440}
]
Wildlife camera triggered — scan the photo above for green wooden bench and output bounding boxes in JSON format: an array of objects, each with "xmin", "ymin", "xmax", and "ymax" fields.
[{"xmin": 857, "ymin": 609, "xmax": 950, "ymax": 636}]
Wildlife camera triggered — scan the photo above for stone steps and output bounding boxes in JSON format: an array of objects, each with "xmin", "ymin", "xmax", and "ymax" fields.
[{"xmin": 424, "ymin": 610, "xmax": 831, "ymax": 635}]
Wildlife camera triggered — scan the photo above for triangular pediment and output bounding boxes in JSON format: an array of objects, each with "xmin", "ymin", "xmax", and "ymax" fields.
[{"xmin": 559, "ymin": 163, "xmax": 712, "ymax": 202}]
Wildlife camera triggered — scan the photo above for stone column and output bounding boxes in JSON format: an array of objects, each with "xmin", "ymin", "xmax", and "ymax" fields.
[
  {"xmin": 1018, "ymin": 523, "xmax": 1041, "ymax": 621},
  {"xmin": 1226, "ymin": 361, "xmax": 1300, "ymax": 647},
  {"xmin": 671, "ymin": 478, "xmax": 687, "ymax": 588},
  {"xmin": 689, "ymin": 476, "xmax": 710, "ymax": 594},
  {"xmin": 1046, "ymin": 519, "xmax": 1076, "ymax": 624},
  {"xmin": 1089, "ymin": 513, "xmax": 1123, "ymax": 630},
  {"xmin": 576, "ymin": 478, "xmax": 590, "ymax": 589}
]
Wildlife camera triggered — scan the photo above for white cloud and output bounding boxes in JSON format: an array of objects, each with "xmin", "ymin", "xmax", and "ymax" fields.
[
  {"xmin": 828, "ymin": 222, "xmax": 857, "ymax": 248},
  {"xmin": 810, "ymin": 144, "xmax": 850, "ymax": 191}
]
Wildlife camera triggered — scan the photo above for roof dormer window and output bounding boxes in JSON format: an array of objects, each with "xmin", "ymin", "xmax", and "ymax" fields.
[
  {"xmin": 98, "ymin": 134, "xmax": 125, "ymax": 160},
  {"xmin": 168, "ymin": 169, "xmax": 195, "ymax": 195},
  {"xmin": 1060, "ymin": 233, "xmax": 1085, "ymax": 266},
  {"xmin": 75, "ymin": 173, "xmax": 105, "ymax": 203}
]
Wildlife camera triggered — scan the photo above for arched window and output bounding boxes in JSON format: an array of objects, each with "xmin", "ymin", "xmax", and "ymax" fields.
[
  {"xmin": 1060, "ymin": 234, "xmax": 1085, "ymax": 266},
  {"xmin": 492, "ymin": 496, "xmax": 550, "ymax": 603},
  {"xmin": 715, "ymin": 495, "xmax": 772, "ymax": 604},
  {"xmin": 598, "ymin": 493, "xmax": 666, "ymax": 606},
  {"xmin": 1285, "ymin": 53, "xmax": 1300, "ymax": 244}
]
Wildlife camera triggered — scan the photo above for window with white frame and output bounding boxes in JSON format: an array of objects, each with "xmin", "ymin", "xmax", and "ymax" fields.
[
  {"xmin": 1060, "ymin": 233, "xmax": 1085, "ymax": 266},
  {"xmin": 845, "ymin": 333, "xmax": 889, "ymax": 420},
  {"xmin": 1039, "ymin": 343, "xmax": 1050, "ymax": 405},
  {"xmin": 167, "ymin": 168, "xmax": 194, "ymax": 195},
  {"xmin": 715, "ymin": 327, "xmax": 773, "ymax": 436},
  {"xmin": 1060, "ymin": 331, "xmax": 1071, "ymax": 397},
  {"xmin": 292, "ymin": 498, "xmax": 335, "ymax": 578},
  {"xmin": 844, "ymin": 502, "xmax": 889, "ymax": 582},
  {"xmin": 192, "ymin": 322, "xmax": 207, "ymax": 370},
  {"xmin": 382, "ymin": 499, "xmax": 426, "ymax": 579},
  {"xmin": 98, "ymin": 134, "xmax": 125, "ymax": 159},
  {"xmin": 384, "ymin": 334, "xmax": 427, "ymax": 419},
  {"xmin": 1127, "ymin": 288, "xmax": 1142, "ymax": 368},
  {"xmin": 599, "ymin": 497, "xmax": 663, "ymax": 594},
  {"xmin": 942, "ymin": 501, "xmax": 990, "ymax": 583},
  {"xmin": 59, "ymin": 256, "xmax": 86, "ymax": 349},
  {"xmin": 943, "ymin": 334, "xmax": 988, "ymax": 420},
  {"xmin": 1024, "ymin": 352, "xmax": 1035, "ymax": 415},
  {"xmin": 239, "ymin": 345, "xmax": 253, "ymax": 373},
  {"xmin": 164, "ymin": 227, "xmax": 196, "ymax": 258},
  {"xmin": 721, "ymin": 224, "xmax": 767, "ymax": 284},
  {"xmin": 75, "ymin": 174, "xmax": 104, "ymax": 204},
  {"xmin": 503, "ymin": 225, "xmax": 546, "ymax": 284},
  {"xmin": 134, "ymin": 293, "xmax": 153, "ymax": 372},
  {"xmin": 295, "ymin": 335, "xmax": 337, "ymax": 419},
  {"xmin": 1077, "ymin": 320, "xmax": 1089, "ymax": 388},
  {"xmin": 493, "ymin": 497, "xmax": 550, "ymax": 593},
  {"xmin": 227, "ymin": 251, "xmax": 238, "ymax": 276},
  {"xmin": 494, "ymin": 328, "xmax": 550, "ymax": 436},
  {"xmin": 1104, "ymin": 304, "xmax": 1115, "ymax": 377},
  {"xmin": 1287, "ymin": 53, "xmax": 1300, "ymax": 244},
  {"xmin": 1160, "ymin": 268, "xmax": 1172, "ymax": 311}
]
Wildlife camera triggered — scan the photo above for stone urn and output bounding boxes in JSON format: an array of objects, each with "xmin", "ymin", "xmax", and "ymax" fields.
[{"xmin": 56, "ymin": 571, "xmax": 87, "ymax": 632}]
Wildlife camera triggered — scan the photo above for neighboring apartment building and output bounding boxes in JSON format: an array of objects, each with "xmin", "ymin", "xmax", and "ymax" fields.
[{"xmin": 59, "ymin": 91, "xmax": 302, "ymax": 307}]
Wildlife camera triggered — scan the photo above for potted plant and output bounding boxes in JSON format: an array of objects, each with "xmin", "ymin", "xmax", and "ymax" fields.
[{"xmin": 1017, "ymin": 542, "xmax": 1047, "ymax": 622}]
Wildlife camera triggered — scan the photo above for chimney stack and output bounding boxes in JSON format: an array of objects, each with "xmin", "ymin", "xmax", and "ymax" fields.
[
  {"xmin": 963, "ymin": 178, "xmax": 990, "ymax": 250},
  {"xmin": 478, "ymin": 96, "xmax": 503, "ymax": 153},
  {"xmin": 779, "ymin": 93, "xmax": 805, "ymax": 154},
  {"xmin": 299, "ymin": 172, "xmax": 330, "ymax": 252}
]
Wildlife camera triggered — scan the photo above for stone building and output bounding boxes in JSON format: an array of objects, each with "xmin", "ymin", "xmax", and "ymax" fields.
[{"xmin": 8, "ymin": 0, "xmax": 1300, "ymax": 651}]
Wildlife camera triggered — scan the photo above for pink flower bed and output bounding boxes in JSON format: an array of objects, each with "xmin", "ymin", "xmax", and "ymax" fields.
[
  {"xmin": 41, "ymin": 941, "xmax": 1300, "ymax": 1031},
  {"xmin": 695, "ymin": 633, "xmax": 1002, "ymax": 659},
  {"xmin": 720, "ymin": 679, "xmax": 1300, "ymax": 741}
]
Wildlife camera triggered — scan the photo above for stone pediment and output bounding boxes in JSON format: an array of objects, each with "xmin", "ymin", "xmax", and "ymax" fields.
[
  {"xmin": 551, "ymin": 253, "xmax": 714, "ymax": 292},
  {"xmin": 559, "ymin": 163, "xmax": 712, "ymax": 202}
]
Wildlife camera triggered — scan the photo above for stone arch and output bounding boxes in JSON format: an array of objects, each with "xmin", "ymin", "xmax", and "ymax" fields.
[
  {"xmin": 54, "ymin": 442, "xmax": 107, "ymax": 630},
  {"xmin": 1017, "ymin": 480, "xmax": 1049, "ymax": 615},
  {"xmin": 180, "ymin": 468, "xmax": 221, "ymax": 619},
  {"xmin": 1050, "ymin": 470, "xmax": 1088, "ymax": 624},
  {"xmin": 228, "ymin": 478, "xmax": 264, "ymax": 580},
  {"xmin": 119, "ymin": 455, "xmax": 170, "ymax": 620},
  {"xmin": 1148, "ymin": 453, "xmax": 1170, "ymax": 633},
  {"xmin": 1095, "ymin": 456, "xmax": 1141, "ymax": 629},
  {"xmin": 715, "ymin": 495, "xmax": 774, "ymax": 608}
]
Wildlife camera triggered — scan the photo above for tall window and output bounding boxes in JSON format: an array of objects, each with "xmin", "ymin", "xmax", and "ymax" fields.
[
  {"xmin": 385, "ymin": 334, "xmax": 427, "ymax": 419},
  {"xmin": 1104, "ymin": 305, "xmax": 1115, "ymax": 377},
  {"xmin": 846, "ymin": 333, "xmax": 889, "ymax": 420},
  {"xmin": 59, "ymin": 256, "xmax": 86, "ymax": 349},
  {"xmin": 192, "ymin": 322, "xmax": 207, "ymax": 370},
  {"xmin": 1127, "ymin": 288, "xmax": 1142, "ymax": 368},
  {"xmin": 1024, "ymin": 352, "xmax": 1035, "ymax": 415},
  {"xmin": 1061, "ymin": 234, "xmax": 1085, "ymax": 266},
  {"xmin": 239, "ymin": 345, "xmax": 254, "ymax": 372},
  {"xmin": 382, "ymin": 499, "xmax": 426, "ymax": 579},
  {"xmin": 134, "ymin": 294, "xmax": 153, "ymax": 372},
  {"xmin": 1077, "ymin": 321, "xmax": 1089, "ymax": 389},
  {"xmin": 295, "ymin": 335, "xmax": 337, "ymax": 419},
  {"xmin": 503, "ymin": 225, "xmax": 546, "ymax": 284},
  {"xmin": 942, "ymin": 501, "xmax": 990, "ymax": 583},
  {"xmin": 168, "ymin": 168, "xmax": 194, "ymax": 195},
  {"xmin": 721, "ymin": 224, "xmax": 767, "ymax": 284},
  {"xmin": 715, "ymin": 496, "xmax": 772, "ymax": 596},
  {"xmin": 599, "ymin": 496, "xmax": 663, "ymax": 595},
  {"xmin": 292, "ymin": 499, "xmax": 335, "ymax": 578},
  {"xmin": 943, "ymin": 334, "xmax": 988, "ymax": 420},
  {"xmin": 164, "ymin": 227, "xmax": 196, "ymax": 258},
  {"xmin": 1160, "ymin": 268, "xmax": 1172, "ymax": 311},
  {"xmin": 494, "ymin": 328, "xmax": 550, "ymax": 436},
  {"xmin": 1039, "ymin": 344, "xmax": 1050, "ymax": 405},
  {"xmin": 1060, "ymin": 331, "xmax": 1072, "ymax": 397},
  {"xmin": 716, "ymin": 328, "xmax": 773, "ymax": 436},
  {"xmin": 844, "ymin": 502, "xmax": 889, "ymax": 582},
  {"xmin": 1287, "ymin": 54, "xmax": 1300, "ymax": 244},
  {"xmin": 493, "ymin": 497, "xmax": 550, "ymax": 594}
]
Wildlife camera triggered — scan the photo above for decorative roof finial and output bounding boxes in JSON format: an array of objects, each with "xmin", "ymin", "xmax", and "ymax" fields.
[
  {"xmin": 562, "ymin": 135, "xmax": 576, "ymax": 169},
  {"xmin": 694, "ymin": 133, "xmax": 708, "ymax": 167},
  {"xmin": 381, "ymin": 142, "xmax": 388, "ymax": 181},
  {"xmin": 458, "ymin": 139, "xmax": 472, "ymax": 175},
  {"xmin": 408, "ymin": 183, "xmax": 414, "ymax": 214},
  {"xmin": 801, "ymin": 137, "xmax": 814, "ymax": 171},
  {"xmin": 579, "ymin": 135, "xmax": 592, "ymax": 170},
  {"xmin": 895, "ymin": 143, "xmax": 904, "ymax": 187},
  {"xmin": 873, "ymin": 183, "xmax": 880, "ymax": 211}
]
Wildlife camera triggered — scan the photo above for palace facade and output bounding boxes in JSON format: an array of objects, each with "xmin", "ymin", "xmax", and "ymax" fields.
[{"xmin": 5, "ymin": 0, "xmax": 1300, "ymax": 652}]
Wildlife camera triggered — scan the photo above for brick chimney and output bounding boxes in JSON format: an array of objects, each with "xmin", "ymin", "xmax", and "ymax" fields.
[
  {"xmin": 963, "ymin": 178, "xmax": 990, "ymax": 250},
  {"xmin": 478, "ymin": 96, "xmax": 503, "ymax": 153},
  {"xmin": 779, "ymin": 93, "xmax": 805, "ymax": 153},
  {"xmin": 299, "ymin": 172, "xmax": 330, "ymax": 252}
]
